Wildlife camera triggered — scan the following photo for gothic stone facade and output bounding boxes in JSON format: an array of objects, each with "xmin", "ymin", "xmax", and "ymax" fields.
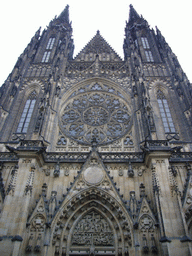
[{"xmin": 0, "ymin": 5, "xmax": 192, "ymax": 256}]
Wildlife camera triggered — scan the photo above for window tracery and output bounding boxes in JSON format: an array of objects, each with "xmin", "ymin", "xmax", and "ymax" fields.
[
  {"xmin": 141, "ymin": 37, "xmax": 154, "ymax": 62},
  {"xmin": 59, "ymin": 85, "xmax": 132, "ymax": 145},
  {"xmin": 17, "ymin": 91, "xmax": 37, "ymax": 133},
  {"xmin": 41, "ymin": 37, "xmax": 55, "ymax": 63},
  {"xmin": 157, "ymin": 90, "xmax": 175, "ymax": 133}
]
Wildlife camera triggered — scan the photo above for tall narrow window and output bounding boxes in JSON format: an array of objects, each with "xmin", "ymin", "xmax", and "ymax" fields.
[
  {"xmin": 141, "ymin": 36, "xmax": 154, "ymax": 62},
  {"xmin": 145, "ymin": 51, "xmax": 154, "ymax": 62},
  {"xmin": 42, "ymin": 37, "xmax": 55, "ymax": 63},
  {"xmin": 46, "ymin": 37, "xmax": 55, "ymax": 50},
  {"xmin": 141, "ymin": 37, "xmax": 150, "ymax": 49},
  {"xmin": 157, "ymin": 90, "xmax": 175, "ymax": 133},
  {"xmin": 17, "ymin": 91, "xmax": 37, "ymax": 133},
  {"xmin": 42, "ymin": 51, "xmax": 51, "ymax": 63}
]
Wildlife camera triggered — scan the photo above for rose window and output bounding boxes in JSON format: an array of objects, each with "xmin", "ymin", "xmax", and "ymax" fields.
[
  {"xmin": 59, "ymin": 90, "xmax": 132, "ymax": 145},
  {"xmin": 83, "ymin": 107, "xmax": 109, "ymax": 126}
]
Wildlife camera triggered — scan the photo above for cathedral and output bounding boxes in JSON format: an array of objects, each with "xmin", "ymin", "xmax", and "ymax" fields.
[{"xmin": 0, "ymin": 4, "xmax": 192, "ymax": 256}]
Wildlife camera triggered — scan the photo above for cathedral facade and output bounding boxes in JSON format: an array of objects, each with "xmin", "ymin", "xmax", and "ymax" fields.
[{"xmin": 0, "ymin": 4, "xmax": 192, "ymax": 256}]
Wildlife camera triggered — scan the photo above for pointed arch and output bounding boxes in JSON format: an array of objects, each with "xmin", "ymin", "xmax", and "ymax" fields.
[
  {"xmin": 42, "ymin": 37, "xmax": 56, "ymax": 63},
  {"xmin": 67, "ymin": 207, "xmax": 116, "ymax": 255},
  {"xmin": 16, "ymin": 90, "xmax": 37, "ymax": 133},
  {"xmin": 50, "ymin": 187, "xmax": 133, "ymax": 256},
  {"xmin": 157, "ymin": 89, "xmax": 175, "ymax": 133}
]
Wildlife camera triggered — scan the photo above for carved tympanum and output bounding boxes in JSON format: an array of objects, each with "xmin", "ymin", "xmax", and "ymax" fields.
[{"xmin": 71, "ymin": 210, "xmax": 114, "ymax": 246}]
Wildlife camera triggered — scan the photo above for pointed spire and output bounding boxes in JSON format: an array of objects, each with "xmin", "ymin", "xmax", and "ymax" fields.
[
  {"xmin": 58, "ymin": 5, "xmax": 70, "ymax": 24},
  {"xmin": 128, "ymin": 4, "xmax": 140, "ymax": 24}
]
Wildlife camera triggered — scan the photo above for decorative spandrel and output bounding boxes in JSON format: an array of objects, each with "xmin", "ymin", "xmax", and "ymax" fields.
[
  {"xmin": 72, "ymin": 211, "xmax": 114, "ymax": 246},
  {"xmin": 59, "ymin": 87, "xmax": 132, "ymax": 145}
]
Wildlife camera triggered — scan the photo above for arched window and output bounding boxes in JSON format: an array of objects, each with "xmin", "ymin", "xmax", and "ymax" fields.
[
  {"xmin": 141, "ymin": 37, "xmax": 154, "ymax": 62},
  {"xmin": 42, "ymin": 37, "xmax": 55, "ymax": 63},
  {"xmin": 157, "ymin": 90, "xmax": 175, "ymax": 133},
  {"xmin": 17, "ymin": 91, "xmax": 37, "ymax": 133}
]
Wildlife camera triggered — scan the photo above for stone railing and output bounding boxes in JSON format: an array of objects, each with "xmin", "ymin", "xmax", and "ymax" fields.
[
  {"xmin": 0, "ymin": 153, "xmax": 18, "ymax": 162},
  {"xmin": 18, "ymin": 140, "xmax": 45, "ymax": 150}
]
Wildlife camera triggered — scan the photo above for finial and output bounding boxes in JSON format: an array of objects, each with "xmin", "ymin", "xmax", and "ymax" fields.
[{"xmin": 96, "ymin": 30, "xmax": 100, "ymax": 35}]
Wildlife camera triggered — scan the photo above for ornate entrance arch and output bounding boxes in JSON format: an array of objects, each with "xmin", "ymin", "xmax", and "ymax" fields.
[{"xmin": 51, "ymin": 187, "xmax": 132, "ymax": 256}]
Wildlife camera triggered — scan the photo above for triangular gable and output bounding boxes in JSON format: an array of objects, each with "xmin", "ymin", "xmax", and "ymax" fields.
[
  {"xmin": 28, "ymin": 196, "xmax": 47, "ymax": 226},
  {"xmin": 63, "ymin": 149, "xmax": 125, "ymax": 203},
  {"xmin": 50, "ymin": 149, "xmax": 133, "ymax": 250},
  {"xmin": 74, "ymin": 31, "xmax": 122, "ymax": 62},
  {"xmin": 137, "ymin": 197, "xmax": 157, "ymax": 231}
]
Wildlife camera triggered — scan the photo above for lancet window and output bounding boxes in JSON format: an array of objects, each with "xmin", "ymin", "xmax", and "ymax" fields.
[
  {"xmin": 141, "ymin": 37, "xmax": 150, "ymax": 49},
  {"xmin": 17, "ymin": 91, "xmax": 37, "ymax": 133},
  {"xmin": 157, "ymin": 90, "xmax": 175, "ymax": 133},
  {"xmin": 141, "ymin": 37, "xmax": 154, "ymax": 62},
  {"xmin": 41, "ymin": 37, "xmax": 55, "ymax": 63}
]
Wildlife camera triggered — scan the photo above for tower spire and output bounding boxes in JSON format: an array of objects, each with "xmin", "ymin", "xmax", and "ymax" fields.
[
  {"xmin": 128, "ymin": 4, "xmax": 140, "ymax": 24},
  {"xmin": 58, "ymin": 4, "xmax": 69, "ymax": 24},
  {"xmin": 50, "ymin": 5, "xmax": 72, "ymax": 31}
]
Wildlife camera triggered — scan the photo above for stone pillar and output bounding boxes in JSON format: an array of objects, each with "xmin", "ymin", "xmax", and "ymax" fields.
[
  {"xmin": 146, "ymin": 151, "xmax": 191, "ymax": 256},
  {"xmin": 0, "ymin": 157, "xmax": 38, "ymax": 256}
]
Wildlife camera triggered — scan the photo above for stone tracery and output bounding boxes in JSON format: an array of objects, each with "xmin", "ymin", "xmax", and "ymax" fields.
[
  {"xmin": 50, "ymin": 187, "xmax": 133, "ymax": 255},
  {"xmin": 59, "ymin": 83, "xmax": 132, "ymax": 145}
]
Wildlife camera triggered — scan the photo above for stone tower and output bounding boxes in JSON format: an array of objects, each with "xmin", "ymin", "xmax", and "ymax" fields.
[{"xmin": 0, "ymin": 4, "xmax": 192, "ymax": 256}]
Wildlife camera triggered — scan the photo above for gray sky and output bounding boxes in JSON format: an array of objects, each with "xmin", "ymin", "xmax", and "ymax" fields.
[{"xmin": 0, "ymin": 0, "xmax": 191, "ymax": 85}]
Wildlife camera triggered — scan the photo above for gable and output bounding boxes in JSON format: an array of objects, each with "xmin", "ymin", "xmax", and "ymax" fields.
[{"xmin": 74, "ymin": 30, "xmax": 122, "ymax": 62}]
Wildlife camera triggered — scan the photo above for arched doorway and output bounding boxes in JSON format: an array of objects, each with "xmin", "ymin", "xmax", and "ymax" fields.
[{"xmin": 51, "ymin": 188, "xmax": 132, "ymax": 256}]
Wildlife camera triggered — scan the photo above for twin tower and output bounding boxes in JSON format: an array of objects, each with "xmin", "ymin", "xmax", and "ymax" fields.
[{"xmin": 0, "ymin": 4, "xmax": 192, "ymax": 256}]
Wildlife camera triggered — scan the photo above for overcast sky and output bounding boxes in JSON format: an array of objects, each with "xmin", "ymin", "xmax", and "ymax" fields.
[{"xmin": 0, "ymin": 0, "xmax": 191, "ymax": 86}]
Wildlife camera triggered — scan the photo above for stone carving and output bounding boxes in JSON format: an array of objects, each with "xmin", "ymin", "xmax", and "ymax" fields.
[
  {"xmin": 76, "ymin": 180, "xmax": 86, "ymax": 190},
  {"xmin": 59, "ymin": 89, "xmax": 132, "ymax": 145},
  {"xmin": 6, "ymin": 165, "xmax": 18, "ymax": 196},
  {"xmin": 30, "ymin": 214, "xmax": 46, "ymax": 232},
  {"xmin": 139, "ymin": 215, "xmax": 154, "ymax": 232},
  {"xmin": 25, "ymin": 234, "xmax": 33, "ymax": 252},
  {"xmin": 49, "ymin": 191, "xmax": 57, "ymax": 217},
  {"xmin": 124, "ymin": 136, "xmax": 133, "ymax": 146},
  {"xmin": 168, "ymin": 165, "xmax": 179, "ymax": 196},
  {"xmin": 72, "ymin": 210, "xmax": 114, "ymax": 246},
  {"xmin": 12, "ymin": 133, "xmax": 26, "ymax": 141},
  {"xmin": 84, "ymin": 166, "xmax": 104, "ymax": 185},
  {"xmin": 64, "ymin": 167, "xmax": 69, "ymax": 176},
  {"xmin": 24, "ymin": 165, "xmax": 35, "ymax": 196},
  {"xmin": 43, "ymin": 167, "xmax": 50, "ymax": 176},
  {"xmin": 118, "ymin": 167, "xmax": 123, "ymax": 176},
  {"xmin": 151, "ymin": 164, "xmax": 161, "ymax": 195},
  {"xmin": 101, "ymin": 179, "xmax": 111, "ymax": 190},
  {"xmin": 128, "ymin": 162, "xmax": 134, "ymax": 177},
  {"xmin": 34, "ymin": 233, "xmax": 41, "ymax": 252},
  {"xmin": 54, "ymin": 162, "xmax": 60, "ymax": 177},
  {"xmin": 57, "ymin": 136, "xmax": 67, "ymax": 145}
]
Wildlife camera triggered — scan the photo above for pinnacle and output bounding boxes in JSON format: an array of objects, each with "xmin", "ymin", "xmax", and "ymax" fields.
[
  {"xmin": 57, "ymin": 4, "xmax": 70, "ymax": 24},
  {"xmin": 128, "ymin": 4, "xmax": 140, "ymax": 24}
]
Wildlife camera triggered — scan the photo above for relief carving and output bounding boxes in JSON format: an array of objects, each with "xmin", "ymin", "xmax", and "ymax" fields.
[
  {"xmin": 72, "ymin": 210, "xmax": 114, "ymax": 246},
  {"xmin": 139, "ymin": 215, "xmax": 154, "ymax": 232}
]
